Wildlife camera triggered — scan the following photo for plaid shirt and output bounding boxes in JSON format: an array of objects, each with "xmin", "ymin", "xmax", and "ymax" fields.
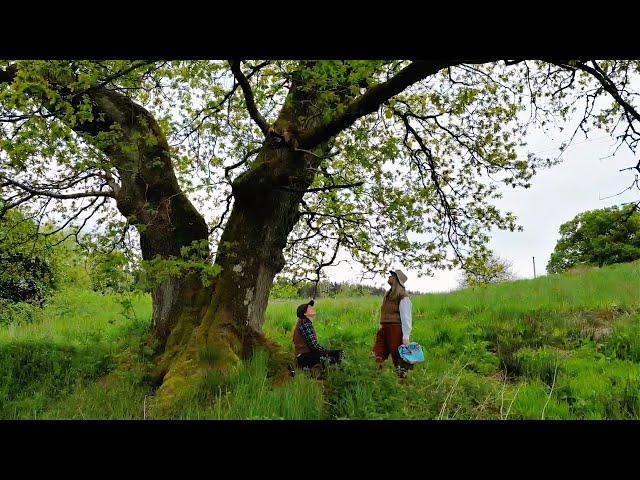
[{"xmin": 298, "ymin": 317, "xmax": 327, "ymax": 353}]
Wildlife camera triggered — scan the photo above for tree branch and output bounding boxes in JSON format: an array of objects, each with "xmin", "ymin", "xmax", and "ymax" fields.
[
  {"xmin": 551, "ymin": 60, "xmax": 640, "ymax": 124},
  {"xmin": 228, "ymin": 60, "xmax": 270, "ymax": 137},
  {"xmin": 208, "ymin": 192, "xmax": 234, "ymax": 234},
  {"xmin": 297, "ymin": 59, "xmax": 496, "ymax": 149},
  {"xmin": 88, "ymin": 60, "xmax": 157, "ymax": 92},
  {"xmin": 176, "ymin": 62, "xmax": 270, "ymax": 143},
  {"xmin": 0, "ymin": 193, "xmax": 35, "ymax": 218},
  {"xmin": 2, "ymin": 177, "xmax": 115, "ymax": 199},
  {"xmin": 224, "ymin": 147, "xmax": 262, "ymax": 180},
  {"xmin": 277, "ymin": 181, "xmax": 364, "ymax": 194},
  {"xmin": 311, "ymin": 237, "xmax": 342, "ymax": 297}
]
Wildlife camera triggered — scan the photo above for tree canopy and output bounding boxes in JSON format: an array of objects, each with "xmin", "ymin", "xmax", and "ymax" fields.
[
  {"xmin": 547, "ymin": 204, "xmax": 640, "ymax": 273},
  {"xmin": 2, "ymin": 60, "xmax": 638, "ymax": 283}
]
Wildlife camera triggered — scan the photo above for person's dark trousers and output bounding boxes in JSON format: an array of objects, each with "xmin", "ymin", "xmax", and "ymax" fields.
[
  {"xmin": 372, "ymin": 324, "xmax": 414, "ymax": 377},
  {"xmin": 296, "ymin": 349, "xmax": 343, "ymax": 369}
]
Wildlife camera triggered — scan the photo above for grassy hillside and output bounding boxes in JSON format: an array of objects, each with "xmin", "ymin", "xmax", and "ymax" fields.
[
  {"xmin": 1, "ymin": 261, "xmax": 638, "ymax": 419},
  {"xmin": 265, "ymin": 261, "xmax": 640, "ymax": 419}
]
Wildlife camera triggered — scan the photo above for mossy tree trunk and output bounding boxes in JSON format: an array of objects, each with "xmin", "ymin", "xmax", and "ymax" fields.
[
  {"xmin": 53, "ymin": 74, "xmax": 325, "ymax": 405},
  {"xmin": 154, "ymin": 81, "xmax": 330, "ymax": 404},
  {"xmin": 66, "ymin": 87, "xmax": 214, "ymax": 348},
  {"xmin": 1, "ymin": 60, "xmax": 424, "ymax": 408},
  {"xmin": 19, "ymin": 66, "xmax": 332, "ymax": 405}
]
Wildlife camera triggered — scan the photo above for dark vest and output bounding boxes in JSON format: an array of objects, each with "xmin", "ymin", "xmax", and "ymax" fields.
[
  {"xmin": 292, "ymin": 317, "xmax": 312, "ymax": 355},
  {"xmin": 380, "ymin": 291, "xmax": 407, "ymax": 324}
]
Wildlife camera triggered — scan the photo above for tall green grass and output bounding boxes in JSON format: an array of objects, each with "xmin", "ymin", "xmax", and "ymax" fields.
[
  {"xmin": 0, "ymin": 288, "xmax": 324, "ymax": 420},
  {"xmin": 1, "ymin": 261, "xmax": 638, "ymax": 419},
  {"xmin": 0, "ymin": 288, "xmax": 153, "ymax": 419},
  {"xmin": 160, "ymin": 350, "xmax": 325, "ymax": 420},
  {"xmin": 264, "ymin": 261, "xmax": 640, "ymax": 419}
]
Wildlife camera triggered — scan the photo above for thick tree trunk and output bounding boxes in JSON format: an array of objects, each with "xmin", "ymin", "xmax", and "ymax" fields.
[
  {"xmin": 3, "ymin": 62, "xmax": 330, "ymax": 410},
  {"xmin": 80, "ymin": 88, "xmax": 214, "ymax": 346},
  {"xmin": 151, "ymin": 68, "xmax": 338, "ymax": 407},
  {"xmin": 131, "ymin": 188, "xmax": 211, "ymax": 344},
  {"xmin": 153, "ymin": 143, "xmax": 320, "ymax": 406},
  {"xmin": 215, "ymin": 152, "xmax": 310, "ymax": 334}
]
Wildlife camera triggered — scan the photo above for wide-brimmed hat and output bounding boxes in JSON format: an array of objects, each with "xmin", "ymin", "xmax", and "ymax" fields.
[
  {"xmin": 389, "ymin": 269, "xmax": 408, "ymax": 288},
  {"xmin": 296, "ymin": 299, "xmax": 315, "ymax": 319}
]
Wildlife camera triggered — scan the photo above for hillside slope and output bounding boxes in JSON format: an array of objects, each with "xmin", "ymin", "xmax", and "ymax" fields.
[{"xmin": 0, "ymin": 261, "xmax": 638, "ymax": 419}]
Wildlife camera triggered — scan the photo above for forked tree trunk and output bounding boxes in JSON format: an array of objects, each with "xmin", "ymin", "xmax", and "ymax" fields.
[
  {"xmin": 3, "ymin": 62, "xmax": 329, "ymax": 410},
  {"xmin": 150, "ymin": 69, "xmax": 333, "ymax": 407},
  {"xmin": 153, "ymin": 143, "xmax": 322, "ymax": 406},
  {"xmin": 78, "ymin": 80, "xmax": 322, "ymax": 408}
]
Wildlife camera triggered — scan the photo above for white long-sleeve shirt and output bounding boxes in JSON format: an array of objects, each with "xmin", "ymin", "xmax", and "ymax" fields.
[{"xmin": 399, "ymin": 297, "xmax": 412, "ymax": 341}]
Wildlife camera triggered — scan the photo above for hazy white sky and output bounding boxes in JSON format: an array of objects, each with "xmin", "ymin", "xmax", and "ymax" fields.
[{"xmin": 323, "ymin": 125, "xmax": 639, "ymax": 293}]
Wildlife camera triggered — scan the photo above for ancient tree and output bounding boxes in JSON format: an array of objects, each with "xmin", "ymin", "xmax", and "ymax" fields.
[{"xmin": 2, "ymin": 59, "xmax": 639, "ymax": 404}]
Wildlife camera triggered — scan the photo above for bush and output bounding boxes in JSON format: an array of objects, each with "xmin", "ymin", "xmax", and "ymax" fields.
[
  {"xmin": 600, "ymin": 323, "xmax": 640, "ymax": 362},
  {"xmin": 513, "ymin": 347, "xmax": 563, "ymax": 386},
  {"xmin": 0, "ymin": 209, "xmax": 58, "ymax": 305},
  {"xmin": 458, "ymin": 254, "xmax": 515, "ymax": 289},
  {"xmin": 0, "ymin": 208, "xmax": 94, "ymax": 312},
  {"xmin": 0, "ymin": 299, "xmax": 37, "ymax": 326},
  {"xmin": 270, "ymin": 278, "xmax": 299, "ymax": 299},
  {"xmin": 0, "ymin": 252, "xmax": 55, "ymax": 305}
]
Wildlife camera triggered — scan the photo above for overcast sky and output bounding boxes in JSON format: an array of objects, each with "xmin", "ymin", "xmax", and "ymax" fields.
[{"xmin": 323, "ymin": 124, "xmax": 639, "ymax": 293}]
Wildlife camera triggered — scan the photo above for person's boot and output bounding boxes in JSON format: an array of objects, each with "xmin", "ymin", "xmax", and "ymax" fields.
[{"xmin": 287, "ymin": 364, "xmax": 296, "ymax": 378}]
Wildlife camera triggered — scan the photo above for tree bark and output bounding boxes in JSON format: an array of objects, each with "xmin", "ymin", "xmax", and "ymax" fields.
[
  {"xmin": 72, "ymin": 88, "xmax": 213, "ymax": 346},
  {"xmin": 153, "ymin": 70, "xmax": 333, "ymax": 405},
  {"xmin": 154, "ymin": 134, "xmax": 327, "ymax": 406},
  {"xmin": 0, "ymin": 61, "xmax": 427, "ymax": 409}
]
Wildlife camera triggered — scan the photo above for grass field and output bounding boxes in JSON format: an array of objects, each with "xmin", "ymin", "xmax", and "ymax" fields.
[{"xmin": 1, "ymin": 261, "xmax": 638, "ymax": 419}]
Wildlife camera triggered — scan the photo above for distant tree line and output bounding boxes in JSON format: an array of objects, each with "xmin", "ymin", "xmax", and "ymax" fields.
[{"xmin": 270, "ymin": 277, "xmax": 421, "ymax": 299}]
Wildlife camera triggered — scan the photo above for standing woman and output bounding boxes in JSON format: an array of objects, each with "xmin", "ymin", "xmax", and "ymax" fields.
[{"xmin": 372, "ymin": 269, "xmax": 413, "ymax": 378}]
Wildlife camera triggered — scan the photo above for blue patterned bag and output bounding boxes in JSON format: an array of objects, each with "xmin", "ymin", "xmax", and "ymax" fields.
[{"xmin": 398, "ymin": 342, "xmax": 425, "ymax": 364}]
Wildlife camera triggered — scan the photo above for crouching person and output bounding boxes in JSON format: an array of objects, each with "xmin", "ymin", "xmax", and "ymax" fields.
[{"xmin": 292, "ymin": 300, "xmax": 343, "ymax": 373}]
